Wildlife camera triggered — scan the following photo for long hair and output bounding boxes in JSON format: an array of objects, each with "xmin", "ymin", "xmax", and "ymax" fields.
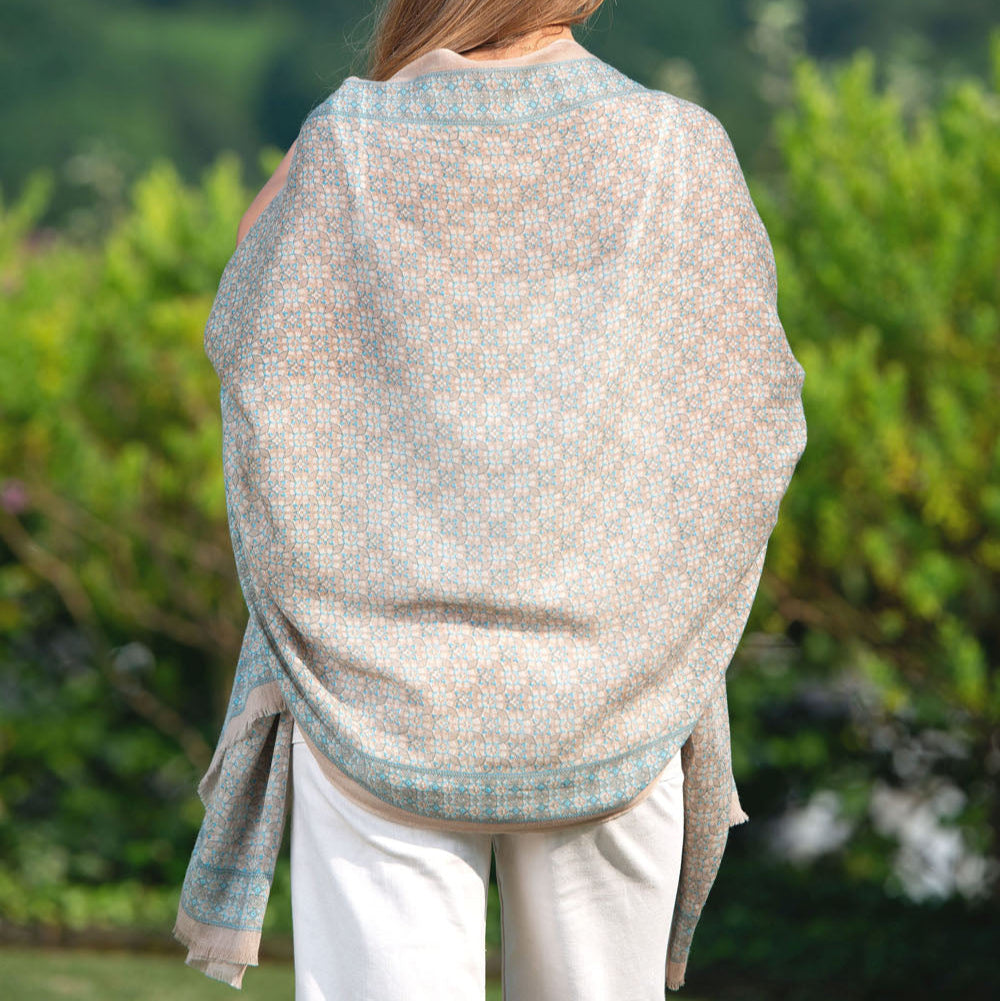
[{"xmin": 362, "ymin": 1, "xmax": 608, "ymax": 82}]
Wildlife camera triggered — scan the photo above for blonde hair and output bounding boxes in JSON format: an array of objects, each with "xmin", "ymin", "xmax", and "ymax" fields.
[{"xmin": 361, "ymin": 1, "xmax": 608, "ymax": 82}]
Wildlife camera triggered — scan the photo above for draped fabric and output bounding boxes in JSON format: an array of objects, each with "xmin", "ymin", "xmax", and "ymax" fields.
[{"xmin": 173, "ymin": 38, "xmax": 807, "ymax": 991}]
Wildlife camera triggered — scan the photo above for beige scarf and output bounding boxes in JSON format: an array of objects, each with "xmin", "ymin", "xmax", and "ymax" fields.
[{"xmin": 173, "ymin": 38, "xmax": 807, "ymax": 991}]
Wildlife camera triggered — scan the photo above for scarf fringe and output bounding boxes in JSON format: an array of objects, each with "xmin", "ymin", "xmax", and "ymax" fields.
[
  {"xmin": 173, "ymin": 901, "xmax": 260, "ymax": 989},
  {"xmin": 729, "ymin": 783, "xmax": 750, "ymax": 826},
  {"xmin": 666, "ymin": 957, "xmax": 687, "ymax": 991},
  {"xmin": 184, "ymin": 955, "xmax": 249, "ymax": 990},
  {"xmin": 197, "ymin": 681, "xmax": 287, "ymax": 804}
]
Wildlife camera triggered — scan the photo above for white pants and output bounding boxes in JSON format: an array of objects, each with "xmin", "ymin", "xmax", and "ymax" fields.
[{"xmin": 290, "ymin": 728, "xmax": 684, "ymax": 1001}]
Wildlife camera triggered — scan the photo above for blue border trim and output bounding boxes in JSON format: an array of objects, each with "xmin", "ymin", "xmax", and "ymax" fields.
[{"xmin": 313, "ymin": 56, "xmax": 651, "ymax": 127}]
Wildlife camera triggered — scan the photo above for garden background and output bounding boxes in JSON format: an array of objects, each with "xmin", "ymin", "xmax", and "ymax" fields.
[{"xmin": 1, "ymin": 1, "xmax": 999, "ymax": 998}]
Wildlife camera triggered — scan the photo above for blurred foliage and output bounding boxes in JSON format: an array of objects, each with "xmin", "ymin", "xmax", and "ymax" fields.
[
  {"xmin": 691, "ymin": 854, "xmax": 1000, "ymax": 999},
  {"xmin": 1, "ymin": 11, "xmax": 999, "ymax": 994},
  {"xmin": 0, "ymin": 855, "xmax": 292, "ymax": 940},
  {"xmin": 0, "ymin": 147, "xmax": 272, "ymax": 899},
  {"xmin": 726, "ymin": 28, "xmax": 1000, "ymax": 899},
  {"xmin": 3, "ymin": 0, "xmax": 1000, "ymax": 233}
]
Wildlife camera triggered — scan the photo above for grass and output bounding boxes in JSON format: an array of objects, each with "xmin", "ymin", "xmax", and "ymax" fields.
[{"xmin": 0, "ymin": 947, "xmax": 505, "ymax": 1000}]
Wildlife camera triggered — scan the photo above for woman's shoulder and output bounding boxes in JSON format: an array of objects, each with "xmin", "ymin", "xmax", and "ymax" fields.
[{"xmin": 642, "ymin": 87, "xmax": 730, "ymax": 141}]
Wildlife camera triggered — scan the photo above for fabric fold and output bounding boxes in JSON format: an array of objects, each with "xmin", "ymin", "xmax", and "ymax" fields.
[{"xmin": 173, "ymin": 702, "xmax": 293, "ymax": 988}]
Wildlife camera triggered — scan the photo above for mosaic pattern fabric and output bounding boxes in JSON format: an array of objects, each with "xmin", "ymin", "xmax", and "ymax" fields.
[{"xmin": 173, "ymin": 42, "xmax": 807, "ymax": 992}]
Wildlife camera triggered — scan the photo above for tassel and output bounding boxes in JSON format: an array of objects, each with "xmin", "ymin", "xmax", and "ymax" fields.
[
  {"xmin": 666, "ymin": 958, "xmax": 687, "ymax": 991},
  {"xmin": 173, "ymin": 902, "xmax": 262, "ymax": 985},
  {"xmin": 184, "ymin": 955, "xmax": 249, "ymax": 990},
  {"xmin": 729, "ymin": 784, "xmax": 749, "ymax": 826}
]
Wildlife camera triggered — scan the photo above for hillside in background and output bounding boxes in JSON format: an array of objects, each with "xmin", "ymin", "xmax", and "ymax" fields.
[{"xmin": 2, "ymin": 0, "xmax": 997, "ymax": 233}]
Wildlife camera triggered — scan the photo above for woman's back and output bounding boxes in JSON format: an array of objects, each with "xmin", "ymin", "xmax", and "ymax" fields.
[
  {"xmin": 175, "ymin": 14, "xmax": 807, "ymax": 993},
  {"xmin": 206, "ymin": 33, "xmax": 804, "ymax": 820}
]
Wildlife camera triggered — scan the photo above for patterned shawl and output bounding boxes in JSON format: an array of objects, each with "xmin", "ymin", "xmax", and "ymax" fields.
[{"xmin": 173, "ymin": 42, "xmax": 807, "ymax": 991}]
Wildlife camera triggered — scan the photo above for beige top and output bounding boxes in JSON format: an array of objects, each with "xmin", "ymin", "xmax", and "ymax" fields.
[{"xmin": 386, "ymin": 36, "xmax": 599, "ymax": 82}]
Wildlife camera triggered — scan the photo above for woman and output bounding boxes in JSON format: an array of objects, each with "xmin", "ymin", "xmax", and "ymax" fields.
[{"xmin": 173, "ymin": 2, "xmax": 808, "ymax": 998}]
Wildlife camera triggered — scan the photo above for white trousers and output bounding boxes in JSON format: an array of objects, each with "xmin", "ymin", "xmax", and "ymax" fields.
[{"xmin": 290, "ymin": 727, "xmax": 684, "ymax": 1001}]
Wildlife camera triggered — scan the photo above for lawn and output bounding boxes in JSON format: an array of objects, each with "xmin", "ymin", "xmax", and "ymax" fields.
[{"xmin": 0, "ymin": 947, "xmax": 505, "ymax": 1000}]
